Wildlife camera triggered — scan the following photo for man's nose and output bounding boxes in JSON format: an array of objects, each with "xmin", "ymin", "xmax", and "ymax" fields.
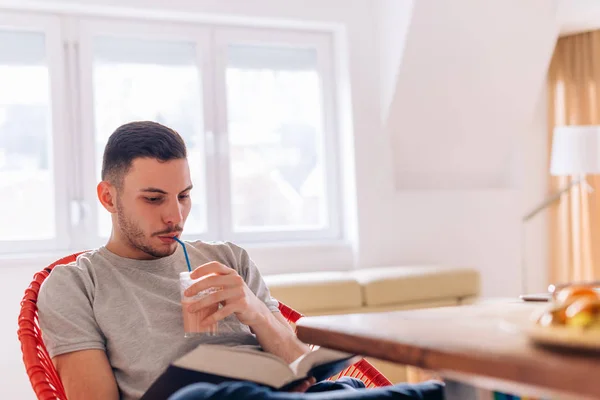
[{"xmin": 163, "ymin": 199, "xmax": 184, "ymax": 226}]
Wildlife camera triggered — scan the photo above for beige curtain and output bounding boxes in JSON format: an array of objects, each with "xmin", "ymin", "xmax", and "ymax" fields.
[{"xmin": 547, "ymin": 30, "xmax": 600, "ymax": 285}]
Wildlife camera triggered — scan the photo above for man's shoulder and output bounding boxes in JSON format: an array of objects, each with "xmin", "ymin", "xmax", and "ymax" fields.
[
  {"xmin": 185, "ymin": 240, "xmax": 246, "ymax": 255},
  {"xmin": 41, "ymin": 250, "xmax": 103, "ymax": 292},
  {"xmin": 185, "ymin": 240, "xmax": 248, "ymax": 267},
  {"xmin": 50, "ymin": 249, "xmax": 103, "ymax": 272}
]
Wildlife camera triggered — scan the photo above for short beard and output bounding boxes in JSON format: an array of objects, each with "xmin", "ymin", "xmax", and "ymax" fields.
[{"xmin": 115, "ymin": 197, "xmax": 176, "ymax": 259}]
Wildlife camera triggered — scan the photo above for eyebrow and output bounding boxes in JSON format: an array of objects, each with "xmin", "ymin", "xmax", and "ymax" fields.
[{"xmin": 139, "ymin": 185, "xmax": 193, "ymax": 195}]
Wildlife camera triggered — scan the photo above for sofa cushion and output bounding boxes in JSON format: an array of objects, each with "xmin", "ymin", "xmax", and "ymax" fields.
[
  {"xmin": 300, "ymin": 298, "xmax": 460, "ymax": 317},
  {"xmin": 352, "ymin": 266, "xmax": 480, "ymax": 307},
  {"xmin": 264, "ymin": 271, "xmax": 362, "ymax": 312}
]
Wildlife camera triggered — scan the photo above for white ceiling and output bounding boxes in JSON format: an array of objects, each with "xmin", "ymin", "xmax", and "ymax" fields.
[
  {"xmin": 557, "ymin": 0, "xmax": 600, "ymax": 36},
  {"xmin": 381, "ymin": 0, "xmax": 558, "ymax": 190}
]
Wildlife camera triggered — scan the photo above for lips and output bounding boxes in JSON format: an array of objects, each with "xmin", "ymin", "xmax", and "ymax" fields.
[
  {"xmin": 157, "ymin": 233, "xmax": 180, "ymax": 243},
  {"xmin": 158, "ymin": 232, "xmax": 180, "ymax": 238}
]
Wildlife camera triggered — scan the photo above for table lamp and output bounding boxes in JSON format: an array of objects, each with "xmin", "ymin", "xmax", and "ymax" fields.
[{"xmin": 521, "ymin": 125, "xmax": 600, "ymax": 294}]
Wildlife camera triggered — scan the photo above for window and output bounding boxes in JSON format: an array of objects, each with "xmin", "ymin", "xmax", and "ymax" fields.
[
  {"xmin": 215, "ymin": 29, "xmax": 340, "ymax": 242},
  {"xmin": 0, "ymin": 13, "xmax": 68, "ymax": 253},
  {"xmin": 0, "ymin": 30, "xmax": 52, "ymax": 241},
  {"xmin": 87, "ymin": 29, "xmax": 208, "ymax": 237},
  {"xmin": 226, "ymin": 46, "xmax": 325, "ymax": 230},
  {"xmin": 0, "ymin": 13, "xmax": 340, "ymax": 253}
]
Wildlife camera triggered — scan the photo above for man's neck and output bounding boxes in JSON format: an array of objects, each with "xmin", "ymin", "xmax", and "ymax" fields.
[{"xmin": 105, "ymin": 236, "xmax": 155, "ymax": 260}]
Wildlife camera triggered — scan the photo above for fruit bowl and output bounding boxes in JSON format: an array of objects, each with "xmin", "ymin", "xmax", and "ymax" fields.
[
  {"xmin": 527, "ymin": 285, "xmax": 600, "ymax": 351},
  {"xmin": 526, "ymin": 323, "xmax": 600, "ymax": 351}
]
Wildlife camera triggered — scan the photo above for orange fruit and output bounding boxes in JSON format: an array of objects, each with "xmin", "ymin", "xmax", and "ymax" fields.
[
  {"xmin": 537, "ymin": 304, "xmax": 568, "ymax": 326},
  {"xmin": 565, "ymin": 298, "xmax": 600, "ymax": 328},
  {"xmin": 555, "ymin": 286, "xmax": 599, "ymax": 307}
]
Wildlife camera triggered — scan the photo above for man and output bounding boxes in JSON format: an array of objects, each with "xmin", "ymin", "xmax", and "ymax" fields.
[{"xmin": 38, "ymin": 121, "xmax": 444, "ymax": 400}]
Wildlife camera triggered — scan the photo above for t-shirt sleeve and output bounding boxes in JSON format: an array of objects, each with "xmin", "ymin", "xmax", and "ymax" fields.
[
  {"xmin": 37, "ymin": 261, "xmax": 106, "ymax": 358},
  {"xmin": 228, "ymin": 243, "xmax": 280, "ymax": 314}
]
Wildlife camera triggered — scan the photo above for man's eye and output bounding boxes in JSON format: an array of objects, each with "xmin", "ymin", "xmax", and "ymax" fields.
[
  {"xmin": 145, "ymin": 197, "xmax": 162, "ymax": 203},
  {"xmin": 179, "ymin": 194, "xmax": 190, "ymax": 200}
]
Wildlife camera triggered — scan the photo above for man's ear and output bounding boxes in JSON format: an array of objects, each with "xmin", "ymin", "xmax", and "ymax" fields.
[{"xmin": 97, "ymin": 181, "xmax": 117, "ymax": 213}]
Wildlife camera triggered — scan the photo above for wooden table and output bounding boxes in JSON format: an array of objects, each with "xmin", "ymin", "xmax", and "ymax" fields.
[{"xmin": 296, "ymin": 301, "xmax": 600, "ymax": 399}]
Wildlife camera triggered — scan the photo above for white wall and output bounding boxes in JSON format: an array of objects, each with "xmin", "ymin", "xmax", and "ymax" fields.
[
  {"xmin": 1, "ymin": 259, "xmax": 57, "ymax": 399},
  {"xmin": 388, "ymin": 0, "xmax": 556, "ymax": 191},
  {"xmin": 378, "ymin": 0, "xmax": 414, "ymax": 123},
  {"xmin": 522, "ymin": 86, "xmax": 550, "ymax": 294},
  {"xmin": 369, "ymin": 0, "xmax": 559, "ymax": 297}
]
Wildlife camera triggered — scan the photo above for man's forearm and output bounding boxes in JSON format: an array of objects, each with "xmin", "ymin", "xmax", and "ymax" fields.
[{"xmin": 250, "ymin": 309, "xmax": 311, "ymax": 364}]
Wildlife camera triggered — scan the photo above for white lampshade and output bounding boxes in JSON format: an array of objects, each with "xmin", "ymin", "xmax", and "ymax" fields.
[{"xmin": 550, "ymin": 125, "xmax": 600, "ymax": 176}]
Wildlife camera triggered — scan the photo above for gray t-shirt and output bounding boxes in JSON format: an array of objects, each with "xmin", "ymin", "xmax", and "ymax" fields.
[{"xmin": 37, "ymin": 241, "xmax": 280, "ymax": 400}]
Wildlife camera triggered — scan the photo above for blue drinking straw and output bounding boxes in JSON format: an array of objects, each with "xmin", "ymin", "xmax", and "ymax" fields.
[{"xmin": 173, "ymin": 236, "xmax": 192, "ymax": 272}]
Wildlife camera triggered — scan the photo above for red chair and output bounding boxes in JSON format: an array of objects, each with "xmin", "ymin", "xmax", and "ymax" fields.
[{"xmin": 18, "ymin": 252, "xmax": 391, "ymax": 399}]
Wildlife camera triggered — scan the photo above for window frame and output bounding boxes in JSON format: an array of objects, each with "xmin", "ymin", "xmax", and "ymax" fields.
[
  {"xmin": 213, "ymin": 27, "xmax": 342, "ymax": 243},
  {"xmin": 73, "ymin": 17, "xmax": 217, "ymax": 248},
  {"xmin": 0, "ymin": 11, "xmax": 344, "ymax": 255},
  {"xmin": 0, "ymin": 11, "xmax": 71, "ymax": 253}
]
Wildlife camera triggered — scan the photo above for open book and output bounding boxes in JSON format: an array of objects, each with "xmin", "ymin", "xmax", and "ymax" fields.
[{"xmin": 141, "ymin": 344, "xmax": 360, "ymax": 399}]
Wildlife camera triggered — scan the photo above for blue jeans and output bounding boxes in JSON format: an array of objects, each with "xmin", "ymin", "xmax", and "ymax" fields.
[{"xmin": 168, "ymin": 377, "xmax": 444, "ymax": 400}]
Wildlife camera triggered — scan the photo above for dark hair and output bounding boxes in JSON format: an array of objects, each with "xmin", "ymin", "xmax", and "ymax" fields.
[{"xmin": 101, "ymin": 121, "xmax": 187, "ymax": 187}]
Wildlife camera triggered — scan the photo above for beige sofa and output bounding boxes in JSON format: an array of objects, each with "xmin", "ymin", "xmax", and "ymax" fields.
[{"xmin": 265, "ymin": 265, "xmax": 480, "ymax": 383}]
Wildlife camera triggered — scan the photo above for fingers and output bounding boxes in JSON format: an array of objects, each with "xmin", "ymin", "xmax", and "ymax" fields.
[
  {"xmin": 197, "ymin": 303, "xmax": 237, "ymax": 326},
  {"xmin": 190, "ymin": 261, "xmax": 235, "ymax": 279},
  {"xmin": 288, "ymin": 377, "xmax": 316, "ymax": 393},
  {"xmin": 288, "ymin": 382, "xmax": 308, "ymax": 393},
  {"xmin": 187, "ymin": 288, "xmax": 244, "ymax": 313},
  {"xmin": 184, "ymin": 273, "xmax": 244, "ymax": 297}
]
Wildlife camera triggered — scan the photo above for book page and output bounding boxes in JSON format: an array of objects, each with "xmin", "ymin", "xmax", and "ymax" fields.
[
  {"xmin": 173, "ymin": 345, "xmax": 296, "ymax": 388},
  {"xmin": 289, "ymin": 346, "xmax": 355, "ymax": 378}
]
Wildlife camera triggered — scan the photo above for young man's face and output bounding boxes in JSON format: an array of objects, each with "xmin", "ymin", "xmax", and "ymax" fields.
[{"xmin": 112, "ymin": 157, "xmax": 192, "ymax": 259}]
